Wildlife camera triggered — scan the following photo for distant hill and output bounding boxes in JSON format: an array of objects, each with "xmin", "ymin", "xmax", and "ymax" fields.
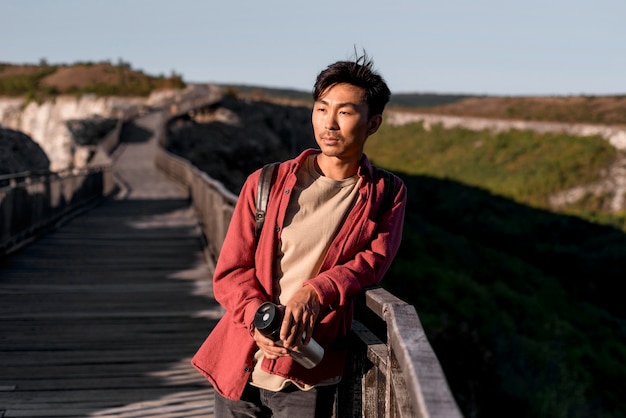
[
  {"xmin": 0, "ymin": 60, "xmax": 185, "ymax": 100},
  {"xmin": 219, "ymin": 84, "xmax": 479, "ymax": 108},
  {"xmin": 224, "ymin": 84, "xmax": 626, "ymax": 126},
  {"xmin": 410, "ymin": 94, "xmax": 626, "ymax": 125},
  {"xmin": 3, "ymin": 61, "xmax": 625, "ymax": 125}
]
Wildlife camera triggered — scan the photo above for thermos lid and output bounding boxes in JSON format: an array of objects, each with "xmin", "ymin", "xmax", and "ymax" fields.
[{"xmin": 253, "ymin": 302, "xmax": 282, "ymax": 336}]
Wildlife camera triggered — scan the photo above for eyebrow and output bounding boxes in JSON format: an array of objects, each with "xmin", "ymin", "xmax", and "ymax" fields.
[{"xmin": 316, "ymin": 99, "xmax": 360, "ymax": 108}]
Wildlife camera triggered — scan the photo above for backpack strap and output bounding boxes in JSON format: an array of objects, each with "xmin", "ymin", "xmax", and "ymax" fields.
[
  {"xmin": 255, "ymin": 162, "xmax": 280, "ymax": 239},
  {"xmin": 254, "ymin": 163, "xmax": 396, "ymax": 239},
  {"xmin": 378, "ymin": 169, "xmax": 397, "ymax": 216}
]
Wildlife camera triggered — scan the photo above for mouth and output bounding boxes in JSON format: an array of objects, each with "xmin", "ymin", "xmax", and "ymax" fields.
[
  {"xmin": 320, "ymin": 138, "xmax": 340, "ymax": 147},
  {"xmin": 321, "ymin": 133, "xmax": 343, "ymax": 144}
]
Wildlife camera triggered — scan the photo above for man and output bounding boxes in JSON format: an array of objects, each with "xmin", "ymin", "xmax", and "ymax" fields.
[{"xmin": 192, "ymin": 52, "xmax": 407, "ymax": 417}]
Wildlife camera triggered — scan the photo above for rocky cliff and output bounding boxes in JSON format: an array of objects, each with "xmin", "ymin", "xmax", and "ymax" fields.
[
  {"xmin": 166, "ymin": 93, "xmax": 313, "ymax": 193},
  {"xmin": 0, "ymin": 85, "xmax": 216, "ymax": 173},
  {"xmin": 387, "ymin": 111, "xmax": 626, "ymax": 150},
  {"xmin": 0, "ymin": 95, "xmax": 144, "ymax": 171}
]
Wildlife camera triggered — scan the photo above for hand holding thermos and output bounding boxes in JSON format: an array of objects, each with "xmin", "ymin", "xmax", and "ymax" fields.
[{"xmin": 254, "ymin": 302, "xmax": 324, "ymax": 369}]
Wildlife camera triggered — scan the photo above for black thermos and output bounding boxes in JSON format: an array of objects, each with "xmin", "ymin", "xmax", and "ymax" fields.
[{"xmin": 254, "ymin": 301, "xmax": 324, "ymax": 369}]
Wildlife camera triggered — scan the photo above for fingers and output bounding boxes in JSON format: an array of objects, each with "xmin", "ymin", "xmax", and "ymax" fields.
[
  {"xmin": 279, "ymin": 287, "xmax": 321, "ymax": 349},
  {"xmin": 302, "ymin": 314, "xmax": 316, "ymax": 345},
  {"xmin": 253, "ymin": 328, "xmax": 289, "ymax": 359},
  {"xmin": 280, "ymin": 311, "xmax": 309, "ymax": 349},
  {"xmin": 279, "ymin": 314, "xmax": 295, "ymax": 348}
]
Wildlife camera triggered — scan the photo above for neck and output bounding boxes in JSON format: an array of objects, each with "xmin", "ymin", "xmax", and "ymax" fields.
[{"xmin": 315, "ymin": 154, "xmax": 360, "ymax": 180}]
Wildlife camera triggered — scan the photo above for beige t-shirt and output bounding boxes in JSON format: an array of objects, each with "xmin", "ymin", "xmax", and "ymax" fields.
[{"xmin": 250, "ymin": 155, "xmax": 361, "ymax": 391}]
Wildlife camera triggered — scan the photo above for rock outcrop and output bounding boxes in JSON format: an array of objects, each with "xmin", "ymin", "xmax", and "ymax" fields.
[
  {"xmin": 65, "ymin": 116, "xmax": 119, "ymax": 146},
  {"xmin": 0, "ymin": 85, "xmax": 220, "ymax": 174},
  {"xmin": 166, "ymin": 94, "xmax": 313, "ymax": 193},
  {"xmin": 387, "ymin": 112, "xmax": 626, "ymax": 151},
  {"xmin": 0, "ymin": 95, "xmax": 143, "ymax": 171},
  {"xmin": 0, "ymin": 127, "xmax": 50, "ymax": 175}
]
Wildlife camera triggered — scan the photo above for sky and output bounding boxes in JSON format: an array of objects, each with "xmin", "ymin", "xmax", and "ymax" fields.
[{"xmin": 1, "ymin": 0, "xmax": 625, "ymax": 96}]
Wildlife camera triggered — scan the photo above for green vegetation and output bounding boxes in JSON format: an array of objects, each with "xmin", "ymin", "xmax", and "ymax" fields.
[
  {"xmin": 0, "ymin": 60, "xmax": 185, "ymax": 99},
  {"xmin": 368, "ymin": 122, "xmax": 618, "ymax": 218},
  {"xmin": 0, "ymin": 65, "xmax": 58, "ymax": 97},
  {"xmin": 366, "ymin": 122, "xmax": 626, "ymax": 417}
]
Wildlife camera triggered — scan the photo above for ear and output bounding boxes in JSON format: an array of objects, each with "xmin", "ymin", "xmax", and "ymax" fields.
[{"xmin": 366, "ymin": 114, "xmax": 383, "ymax": 136}]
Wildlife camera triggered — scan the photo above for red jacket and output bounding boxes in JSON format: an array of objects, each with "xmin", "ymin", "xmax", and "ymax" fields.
[{"xmin": 192, "ymin": 149, "xmax": 407, "ymax": 400}]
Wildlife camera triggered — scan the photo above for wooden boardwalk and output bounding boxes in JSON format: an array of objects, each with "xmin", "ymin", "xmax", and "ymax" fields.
[{"xmin": 0, "ymin": 113, "xmax": 219, "ymax": 417}]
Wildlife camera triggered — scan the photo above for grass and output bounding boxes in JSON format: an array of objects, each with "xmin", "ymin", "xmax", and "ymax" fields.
[
  {"xmin": 365, "ymin": 121, "xmax": 626, "ymax": 417},
  {"xmin": 367, "ymin": 121, "xmax": 618, "ymax": 213},
  {"xmin": 0, "ymin": 61, "xmax": 185, "ymax": 98}
]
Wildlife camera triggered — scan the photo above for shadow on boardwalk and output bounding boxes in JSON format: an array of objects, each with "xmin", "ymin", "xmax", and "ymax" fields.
[{"xmin": 0, "ymin": 113, "xmax": 220, "ymax": 417}]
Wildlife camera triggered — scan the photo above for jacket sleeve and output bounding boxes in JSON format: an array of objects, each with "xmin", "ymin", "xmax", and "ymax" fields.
[
  {"xmin": 306, "ymin": 175, "xmax": 407, "ymax": 308},
  {"xmin": 212, "ymin": 169, "xmax": 268, "ymax": 333}
]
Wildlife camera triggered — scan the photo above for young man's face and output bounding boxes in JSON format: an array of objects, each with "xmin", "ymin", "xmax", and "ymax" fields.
[{"xmin": 312, "ymin": 83, "xmax": 381, "ymax": 164}]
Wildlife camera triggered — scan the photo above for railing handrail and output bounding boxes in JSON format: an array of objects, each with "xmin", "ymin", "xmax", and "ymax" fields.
[
  {"xmin": 154, "ymin": 146, "xmax": 238, "ymax": 204},
  {"xmin": 0, "ymin": 151, "xmax": 115, "ymax": 257},
  {"xmin": 0, "ymin": 170, "xmax": 38, "ymax": 181},
  {"xmin": 364, "ymin": 287, "xmax": 462, "ymax": 418}
]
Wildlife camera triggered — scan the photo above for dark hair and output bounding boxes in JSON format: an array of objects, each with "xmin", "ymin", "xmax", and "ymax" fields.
[{"xmin": 313, "ymin": 51, "xmax": 391, "ymax": 117}]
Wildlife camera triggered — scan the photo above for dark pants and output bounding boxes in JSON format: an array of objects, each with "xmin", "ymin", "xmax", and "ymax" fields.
[{"xmin": 214, "ymin": 383, "xmax": 337, "ymax": 418}]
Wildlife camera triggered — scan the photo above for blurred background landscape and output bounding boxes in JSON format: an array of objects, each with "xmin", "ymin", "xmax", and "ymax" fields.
[{"xmin": 1, "ymin": 59, "xmax": 625, "ymax": 417}]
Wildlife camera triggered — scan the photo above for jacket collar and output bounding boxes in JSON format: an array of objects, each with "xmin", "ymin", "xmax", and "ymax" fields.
[{"xmin": 294, "ymin": 149, "xmax": 375, "ymax": 181}]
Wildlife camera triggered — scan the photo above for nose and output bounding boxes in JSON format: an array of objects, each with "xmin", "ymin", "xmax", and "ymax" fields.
[{"xmin": 324, "ymin": 112, "xmax": 339, "ymax": 130}]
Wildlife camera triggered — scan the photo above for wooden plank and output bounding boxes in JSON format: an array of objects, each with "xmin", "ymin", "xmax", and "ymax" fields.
[
  {"xmin": 0, "ymin": 117, "xmax": 217, "ymax": 417},
  {"xmin": 2, "ymin": 389, "xmax": 213, "ymax": 417}
]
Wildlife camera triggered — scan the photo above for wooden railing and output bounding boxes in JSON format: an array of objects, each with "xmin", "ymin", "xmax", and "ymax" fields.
[
  {"xmin": 341, "ymin": 289, "xmax": 462, "ymax": 418},
  {"xmin": 155, "ymin": 145, "xmax": 463, "ymax": 418},
  {"xmin": 154, "ymin": 147, "xmax": 237, "ymax": 259},
  {"xmin": 0, "ymin": 167, "xmax": 114, "ymax": 257}
]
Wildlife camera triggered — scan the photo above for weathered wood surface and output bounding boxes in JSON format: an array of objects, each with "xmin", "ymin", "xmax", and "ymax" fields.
[
  {"xmin": 365, "ymin": 288, "xmax": 462, "ymax": 418},
  {"xmin": 0, "ymin": 113, "xmax": 218, "ymax": 417}
]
